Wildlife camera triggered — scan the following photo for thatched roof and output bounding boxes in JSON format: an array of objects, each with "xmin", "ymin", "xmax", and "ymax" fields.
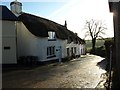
[
  {"xmin": 0, "ymin": 6, "xmax": 18, "ymax": 21},
  {"xmin": 18, "ymin": 13, "xmax": 85, "ymax": 44}
]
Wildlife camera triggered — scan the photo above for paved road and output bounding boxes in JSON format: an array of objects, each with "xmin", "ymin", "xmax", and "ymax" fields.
[{"xmin": 2, "ymin": 55, "xmax": 107, "ymax": 88}]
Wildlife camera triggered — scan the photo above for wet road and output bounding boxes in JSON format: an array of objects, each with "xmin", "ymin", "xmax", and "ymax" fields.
[{"xmin": 2, "ymin": 55, "xmax": 107, "ymax": 88}]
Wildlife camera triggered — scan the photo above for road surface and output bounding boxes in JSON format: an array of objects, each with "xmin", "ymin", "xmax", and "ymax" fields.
[{"xmin": 2, "ymin": 54, "xmax": 107, "ymax": 88}]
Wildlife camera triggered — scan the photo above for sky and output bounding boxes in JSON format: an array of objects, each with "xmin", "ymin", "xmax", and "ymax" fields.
[{"xmin": 1, "ymin": 0, "xmax": 114, "ymax": 39}]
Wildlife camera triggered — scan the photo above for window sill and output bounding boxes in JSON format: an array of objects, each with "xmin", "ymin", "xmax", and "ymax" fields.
[{"xmin": 48, "ymin": 39, "xmax": 56, "ymax": 41}]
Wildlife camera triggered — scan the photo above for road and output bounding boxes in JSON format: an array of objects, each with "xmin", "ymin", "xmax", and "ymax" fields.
[{"xmin": 2, "ymin": 54, "xmax": 107, "ymax": 88}]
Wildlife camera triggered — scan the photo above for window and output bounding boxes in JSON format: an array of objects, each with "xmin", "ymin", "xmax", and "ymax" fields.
[
  {"xmin": 47, "ymin": 46, "xmax": 55, "ymax": 58},
  {"xmin": 67, "ymin": 48, "xmax": 70, "ymax": 56},
  {"xmin": 4, "ymin": 46, "xmax": 10, "ymax": 50},
  {"xmin": 71, "ymin": 47, "xmax": 73, "ymax": 55},
  {"xmin": 74, "ymin": 47, "xmax": 76, "ymax": 54},
  {"xmin": 48, "ymin": 31, "xmax": 56, "ymax": 40}
]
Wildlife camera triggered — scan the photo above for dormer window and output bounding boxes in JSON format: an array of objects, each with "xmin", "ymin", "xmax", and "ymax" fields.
[{"xmin": 48, "ymin": 31, "xmax": 56, "ymax": 41}]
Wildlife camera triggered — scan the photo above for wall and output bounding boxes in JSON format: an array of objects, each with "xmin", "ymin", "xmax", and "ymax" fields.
[
  {"xmin": 17, "ymin": 22, "xmax": 50, "ymax": 61},
  {"xmin": 17, "ymin": 22, "xmax": 68, "ymax": 62},
  {"xmin": 66, "ymin": 42, "xmax": 84, "ymax": 56},
  {"xmin": 17, "ymin": 21, "xmax": 86, "ymax": 62},
  {"xmin": 2, "ymin": 20, "xmax": 17, "ymax": 64}
]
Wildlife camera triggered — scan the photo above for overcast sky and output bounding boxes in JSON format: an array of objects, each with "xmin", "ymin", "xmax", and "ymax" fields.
[{"xmin": 1, "ymin": 0, "xmax": 114, "ymax": 39}]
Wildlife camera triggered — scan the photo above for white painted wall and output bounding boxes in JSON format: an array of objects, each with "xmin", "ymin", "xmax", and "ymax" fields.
[
  {"xmin": 57, "ymin": 39, "xmax": 67, "ymax": 58},
  {"xmin": 76, "ymin": 44, "xmax": 80, "ymax": 56},
  {"xmin": 66, "ymin": 42, "xmax": 78, "ymax": 56},
  {"xmin": 17, "ymin": 22, "xmax": 68, "ymax": 62},
  {"xmin": 80, "ymin": 44, "xmax": 86, "ymax": 55},
  {"xmin": 17, "ymin": 21, "xmax": 86, "ymax": 62},
  {"xmin": 2, "ymin": 20, "xmax": 17, "ymax": 64}
]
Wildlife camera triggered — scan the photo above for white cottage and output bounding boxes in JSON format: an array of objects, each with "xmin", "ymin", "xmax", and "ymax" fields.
[
  {"xmin": 17, "ymin": 13, "xmax": 85, "ymax": 62},
  {"xmin": 0, "ymin": 6, "xmax": 18, "ymax": 64},
  {"xmin": 1, "ymin": 0, "xmax": 86, "ymax": 64}
]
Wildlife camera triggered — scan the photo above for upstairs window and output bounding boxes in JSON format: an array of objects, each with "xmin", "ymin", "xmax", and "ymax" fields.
[{"xmin": 48, "ymin": 31, "xmax": 56, "ymax": 41}]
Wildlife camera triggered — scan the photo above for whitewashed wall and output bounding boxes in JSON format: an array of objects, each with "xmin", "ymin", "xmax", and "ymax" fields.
[
  {"xmin": 80, "ymin": 44, "xmax": 86, "ymax": 55},
  {"xmin": 76, "ymin": 44, "xmax": 80, "ymax": 56},
  {"xmin": 17, "ymin": 22, "xmax": 86, "ymax": 62},
  {"xmin": 17, "ymin": 22, "xmax": 68, "ymax": 62},
  {"xmin": 2, "ymin": 21, "xmax": 17, "ymax": 64},
  {"xmin": 66, "ymin": 42, "xmax": 78, "ymax": 56},
  {"xmin": 57, "ymin": 39, "xmax": 67, "ymax": 58}
]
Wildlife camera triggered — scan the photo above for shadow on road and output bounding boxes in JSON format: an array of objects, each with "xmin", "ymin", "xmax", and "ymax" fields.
[{"xmin": 96, "ymin": 59, "xmax": 108, "ymax": 70}]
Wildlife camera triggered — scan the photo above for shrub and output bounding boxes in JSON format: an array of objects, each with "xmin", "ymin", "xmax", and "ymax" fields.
[
  {"xmin": 18, "ymin": 56, "xmax": 39, "ymax": 66},
  {"xmin": 90, "ymin": 46, "xmax": 106, "ymax": 57},
  {"xmin": 104, "ymin": 38, "xmax": 114, "ymax": 59}
]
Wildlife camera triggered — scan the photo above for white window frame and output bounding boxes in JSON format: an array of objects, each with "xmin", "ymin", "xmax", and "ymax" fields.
[{"xmin": 48, "ymin": 31, "xmax": 56, "ymax": 40}]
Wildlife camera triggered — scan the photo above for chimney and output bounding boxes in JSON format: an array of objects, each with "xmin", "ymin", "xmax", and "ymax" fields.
[
  {"xmin": 64, "ymin": 20, "xmax": 67, "ymax": 28},
  {"xmin": 75, "ymin": 33, "xmax": 78, "ymax": 36},
  {"xmin": 10, "ymin": 0, "xmax": 22, "ymax": 17}
]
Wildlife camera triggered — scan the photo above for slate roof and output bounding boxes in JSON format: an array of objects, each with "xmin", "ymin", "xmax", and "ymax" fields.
[
  {"xmin": 19, "ymin": 13, "xmax": 85, "ymax": 44},
  {"xmin": 0, "ymin": 5, "xmax": 18, "ymax": 21}
]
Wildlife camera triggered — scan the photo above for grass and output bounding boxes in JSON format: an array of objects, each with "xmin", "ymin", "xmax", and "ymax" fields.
[
  {"xmin": 86, "ymin": 39, "xmax": 105, "ymax": 53},
  {"xmin": 86, "ymin": 39, "xmax": 105, "ymax": 49}
]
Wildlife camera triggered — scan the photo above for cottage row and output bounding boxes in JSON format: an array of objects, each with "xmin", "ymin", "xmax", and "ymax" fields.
[{"xmin": 0, "ymin": 0, "xmax": 86, "ymax": 64}]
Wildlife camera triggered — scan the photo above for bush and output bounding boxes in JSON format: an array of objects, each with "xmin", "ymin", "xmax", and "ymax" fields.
[
  {"xmin": 104, "ymin": 38, "xmax": 114, "ymax": 59},
  {"xmin": 90, "ymin": 46, "xmax": 106, "ymax": 57},
  {"xmin": 18, "ymin": 56, "xmax": 39, "ymax": 66}
]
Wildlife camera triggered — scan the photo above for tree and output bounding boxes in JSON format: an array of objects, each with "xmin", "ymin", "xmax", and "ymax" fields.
[{"xmin": 84, "ymin": 19, "xmax": 107, "ymax": 52}]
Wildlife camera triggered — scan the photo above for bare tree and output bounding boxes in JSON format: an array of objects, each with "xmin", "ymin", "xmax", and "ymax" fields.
[{"xmin": 84, "ymin": 19, "xmax": 107, "ymax": 52}]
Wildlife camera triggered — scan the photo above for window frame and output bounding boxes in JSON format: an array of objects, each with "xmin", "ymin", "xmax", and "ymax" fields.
[
  {"xmin": 48, "ymin": 31, "xmax": 56, "ymax": 41},
  {"xmin": 47, "ymin": 46, "xmax": 56, "ymax": 58}
]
